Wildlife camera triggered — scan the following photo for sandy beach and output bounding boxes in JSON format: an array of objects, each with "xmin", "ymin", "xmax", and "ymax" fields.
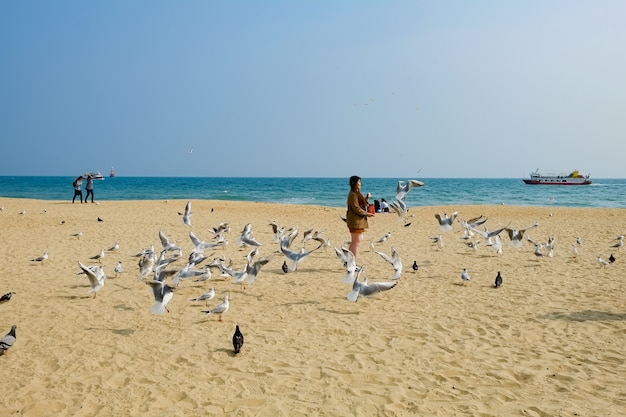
[{"xmin": 0, "ymin": 197, "xmax": 624, "ymax": 416}]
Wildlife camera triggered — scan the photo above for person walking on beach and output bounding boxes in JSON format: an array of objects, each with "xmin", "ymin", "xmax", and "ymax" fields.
[
  {"xmin": 85, "ymin": 174, "xmax": 95, "ymax": 203},
  {"xmin": 346, "ymin": 175, "xmax": 373, "ymax": 261},
  {"xmin": 72, "ymin": 176, "xmax": 83, "ymax": 204}
]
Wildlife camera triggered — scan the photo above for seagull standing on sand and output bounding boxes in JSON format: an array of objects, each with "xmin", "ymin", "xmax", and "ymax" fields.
[
  {"xmin": 90, "ymin": 248, "xmax": 105, "ymax": 263},
  {"xmin": 189, "ymin": 287, "xmax": 215, "ymax": 306},
  {"xmin": 0, "ymin": 325, "xmax": 16, "ymax": 356},
  {"xmin": 233, "ymin": 325, "xmax": 244, "ymax": 354},
  {"xmin": 0, "ymin": 292, "xmax": 16, "ymax": 304},
  {"xmin": 597, "ymin": 256, "xmax": 610, "ymax": 267},
  {"xmin": 31, "ymin": 251, "xmax": 48, "ymax": 263},
  {"xmin": 461, "ymin": 268, "xmax": 471, "ymax": 284},
  {"xmin": 114, "ymin": 261, "xmax": 123, "ymax": 277},
  {"xmin": 202, "ymin": 295, "xmax": 229, "ymax": 321}
]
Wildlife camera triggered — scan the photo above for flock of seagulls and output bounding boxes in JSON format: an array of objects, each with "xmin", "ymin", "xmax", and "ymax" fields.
[{"xmin": 3, "ymin": 181, "xmax": 623, "ymax": 358}]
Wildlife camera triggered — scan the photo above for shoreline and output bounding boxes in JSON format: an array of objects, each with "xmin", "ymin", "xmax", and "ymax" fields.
[{"xmin": 1, "ymin": 197, "xmax": 624, "ymax": 416}]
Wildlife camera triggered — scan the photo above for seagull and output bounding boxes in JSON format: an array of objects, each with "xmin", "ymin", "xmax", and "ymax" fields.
[
  {"xmin": 576, "ymin": 236, "xmax": 582, "ymax": 245},
  {"xmin": 370, "ymin": 232, "xmax": 392, "ymax": 248},
  {"xmin": 107, "ymin": 242, "xmax": 120, "ymax": 251},
  {"xmin": 31, "ymin": 251, "xmax": 48, "ymax": 263},
  {"xmin": 461, "ymin": 268, "xmax": 471, "ymax": 283},
  {"xmin": 0, "ymin": 292, "xmax": 16, "ymax": 304},
  {"xmin": 610, "ymin": 238, "xmax": 623, "ymax": 249},
  {"xmin": 71, "ymin": 232, "xmax": 83, "ymax": 239},
  {"xmin": 90, "ymin": 248, "xmax": 105, "ymax": 263},
  {"xmin": 465, "ymin": 241, "xmax": 480, "ymax": 252},
  {"xmin": 388, "ymin": 198, "xmax": 408, "ymax": 220},
  {"xmin": 571, "ymin": 245, "xmax": 579, "ymax": 257},
  {"xmin": 146, "ymin": 279, "xmax": 175, "ymax": 314},
  {"xmin": 237, "ymin": 224, "xmax": 263, "ymax": 247},
  {"xmin": 78, "ymin": 261, "xmax": 106, "ymax": 298},
  {"xmin": 233, "ymin": 325, "xmax": 244, "ymax": 354},
  {"xmin": 202, "ymin": 295, "xmax": 229, "ymax": 321},
  {"xmin": 189, "ymin": 287, "xmax": 215, "ymax": 306},
  {"xmin": 395, "ymin": 179, "xmax": 424, "ymax": 200},
  {"xmin": 114, "ymin": 261, "xmax": 123, "ymax": 277},
  {"xmin": 412, "ymin": 261, "xmax": 419, "ymax": 272},
  {"xmin": 492, "ymin": 234, "xmax": 503, "ymax": 255},
  {"xmin": 182, "ymin": 201, "xmax": 192, "ymax": 226},
  {"xmin": 346, "ymin": 266, "xmax": 398, "ymax": 302},
  {"xmin": 245, "ymin": 257, "xmax": 272, "ymax": 285},
  {"xmin": 374, "ymin": 247, "xmax": 402, "ymax": 280},
  {"xmin": 597, "ymin": 256, "xmax": 610, "ymax": 267},
  {"xmin": 269, "ymin": 221, "xmax": 285, "ymax": 242},
  {"xmin": 279, "ymin": 241, "xmax": 316, "ymax": 272},
  {"xmin": 494, "ymin": 271, "xmax": 502, "ymax": 288},
  {"xmin": 533, "ymin": 244, "xmax": 545, "ymax": 259},
  {"xmin": 471, "ymin": 224, "xmax": 509, "ymax": 246},
  {"xmin": 159, "ymin": 230, "xmax": 181, "ymax": 252},
  {"xmin": 431, "ymin": 235, "xmax": 444, "ymax": 248},
  {"xmin": 435, "ymin": 212, "xmax": 458, "ymax": 232},
  {"xmin": 505, "ymin": 223, "xmax": 539, "ymax": 248},
  {"xmin": 0, "ymin": 325, "xmax": 17, "ymax": 356}
]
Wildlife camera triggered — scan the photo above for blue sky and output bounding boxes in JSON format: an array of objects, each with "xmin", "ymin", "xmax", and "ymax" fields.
[{"xmin": 1, "ymin": 1, "xmax": 625, "ymax": 178}]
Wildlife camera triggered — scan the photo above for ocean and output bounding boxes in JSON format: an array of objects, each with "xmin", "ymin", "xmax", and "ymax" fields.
[{"xmin": 0, "ymin": 176, "xmax": 625, "ymax": 208}]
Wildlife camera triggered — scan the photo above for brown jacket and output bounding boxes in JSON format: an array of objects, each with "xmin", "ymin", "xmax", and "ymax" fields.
[{"xmin": 346, "ymin": 190, "xmax": 369, "ymax": 231}]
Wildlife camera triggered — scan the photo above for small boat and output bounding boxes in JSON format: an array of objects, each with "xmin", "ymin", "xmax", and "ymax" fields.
[
  {"xmin": 110, "ymin": 167, "xmax": 115, "ymax": 178},
  {"xmin": 84, "ymin": 172, "xmax": 105, "ymax": 180},
  {"xmin": 523, "ymin": 169, "xmax": 591, "ymax": 185}
]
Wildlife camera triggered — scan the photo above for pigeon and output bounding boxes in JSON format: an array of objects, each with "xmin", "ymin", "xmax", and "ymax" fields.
[
  {"xmin": 461, "ymin": 268, "xmax": 471, "ymax": 283},
  {"xmin": 494, "ymin": 271, "xmax": 503, "ymax": 288},
  {"xmin": 609, "ymin": 253, "xmax": 616, "ymax": 263},
  {"xmin": 412, "ymin": 261, "xmax": 419, "ymax": 272},
  {"xmin": 435, "ymin": 212, "xmax": 458, "ymax": 232},
  {"xmin": 182, "ymin": 201, "xmax": 192, "ymax": 226},
  {"xmin": 346, "ymin": 266, "xmax": 398, "ymax": 302},
  {"xmin": 78, "ymin": 261, "xmax": 106, "ymax": 298},
  {"xmin": 233, "ymin": 325, "xmax": 244, "ymax": 354},
  {"xmin": 189, "ymin": 287, "xmax": 215, "ymax": 306},
  {"xmin": 0, "ymin": 325, "xmax": 17, "ymax": 356},
  {"xmin": 202, "ymin": 295, "xmax": 230, "ymax": 321},
  {"xmin": 0, "ymin": 292, "xmax": 16, "ymax": 304},
  {"xmin": 31, "ymin": 251, "xmax": 48, "ymax": 263},
  {"xmin": 281, "ymin": 260, "xmax": 288, "ymax": 274}
]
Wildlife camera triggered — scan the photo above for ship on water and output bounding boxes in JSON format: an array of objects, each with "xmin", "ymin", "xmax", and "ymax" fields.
[
  {"xmin": 110, "ymin": 167, "xmax": 115, "ymax": 178},
  {"xmin": 523, "ymin": 169, "xmax": 591, "ymax": 185}
]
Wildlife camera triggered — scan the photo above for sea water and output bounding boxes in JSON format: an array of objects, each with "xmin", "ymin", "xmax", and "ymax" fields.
[{"xmin": 0, "ymin": 176, "xmax": 625, "ymax": 208}]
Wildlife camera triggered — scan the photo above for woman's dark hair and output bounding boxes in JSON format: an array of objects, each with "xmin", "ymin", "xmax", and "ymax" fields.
[{"xmin": 349, "ymin": 175, "xmax": 361, "ymax": 190}]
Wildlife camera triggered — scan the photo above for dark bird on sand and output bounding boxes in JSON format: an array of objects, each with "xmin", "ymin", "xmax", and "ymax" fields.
[
  {"xmin": 412, "ymin": 261, "xmax": 419, "ymax": 272},
  {"xmin": 609, "ymin": 253, "xmax": 616, "ymax": 263},
  {"xmin": 281, "ymin": 260, "xmax": 289, "ymax": 273},
  {"xmin": 0, "ymin": 292, "xmax": 16, "ymax": 304},
  {"xmin": 97, "ymin": 217, "xmax": 104, "ymax": 222},
  {"xmin": 233, "ymin": 325, "xmax": 244, "ymax": 355},
  {"xmin": 494, "ymin": 271, "xmax": 503, "ymax": 288},
  {"xmin": 0, "ymin": 325, "xmax": 16, "ymax": 356}
]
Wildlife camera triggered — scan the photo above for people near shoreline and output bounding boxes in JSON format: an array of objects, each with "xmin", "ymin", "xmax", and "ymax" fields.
[
  {"xmin": 379, "ymin": 198, "xmax": 390, "ymax": 213},
  {"xmin": 346, "ymin": 175, "xmax": 374, "ymax": 261},
  {"xmin": 72, "ymin": 176, "xmax": 83, "ymax": 204},
  {"xmin": 85, "ymin": 175, "xmax": 95, "ymax": 203}
]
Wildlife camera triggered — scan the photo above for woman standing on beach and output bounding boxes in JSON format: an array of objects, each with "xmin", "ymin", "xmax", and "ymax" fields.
[
  {"xmin": 85, "ymin": 175, "xmax": 95, "ymax": 203},
  {"xmin": 346, "ymin": 175, "xmax": 373, "ymax": 260},
  {"xmin": 72, "ymin": 176, "xmax": 83, "ymax": 203}
]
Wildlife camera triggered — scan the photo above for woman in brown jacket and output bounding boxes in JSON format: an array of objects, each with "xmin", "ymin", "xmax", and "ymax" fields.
[{"xmin": 346, "ymin": 175, "xmax": 374, "ymax": 260}]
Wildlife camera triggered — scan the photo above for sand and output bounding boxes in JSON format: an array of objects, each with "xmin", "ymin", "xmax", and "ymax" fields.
[{"xmin": 0, "ymin": 197, "xmax": 624, "ymax": 416}]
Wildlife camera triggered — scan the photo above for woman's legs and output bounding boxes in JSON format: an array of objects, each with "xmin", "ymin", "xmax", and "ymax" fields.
[{"xmin": 349, "ymin": 231, "xmax": 363, "ymax": 260}]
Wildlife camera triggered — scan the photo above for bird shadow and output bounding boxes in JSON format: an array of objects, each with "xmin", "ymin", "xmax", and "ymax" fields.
[
  {"xmin": 214, "ymin": 347, "xmax": 238, "ymax": 357},
  {"xmin": 538, "ymin": 310, "xmax": 626, "ymax": 322},
  {"xmin": 85, "ymin": 326, "xmax": 136, "ymax": 336}
]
